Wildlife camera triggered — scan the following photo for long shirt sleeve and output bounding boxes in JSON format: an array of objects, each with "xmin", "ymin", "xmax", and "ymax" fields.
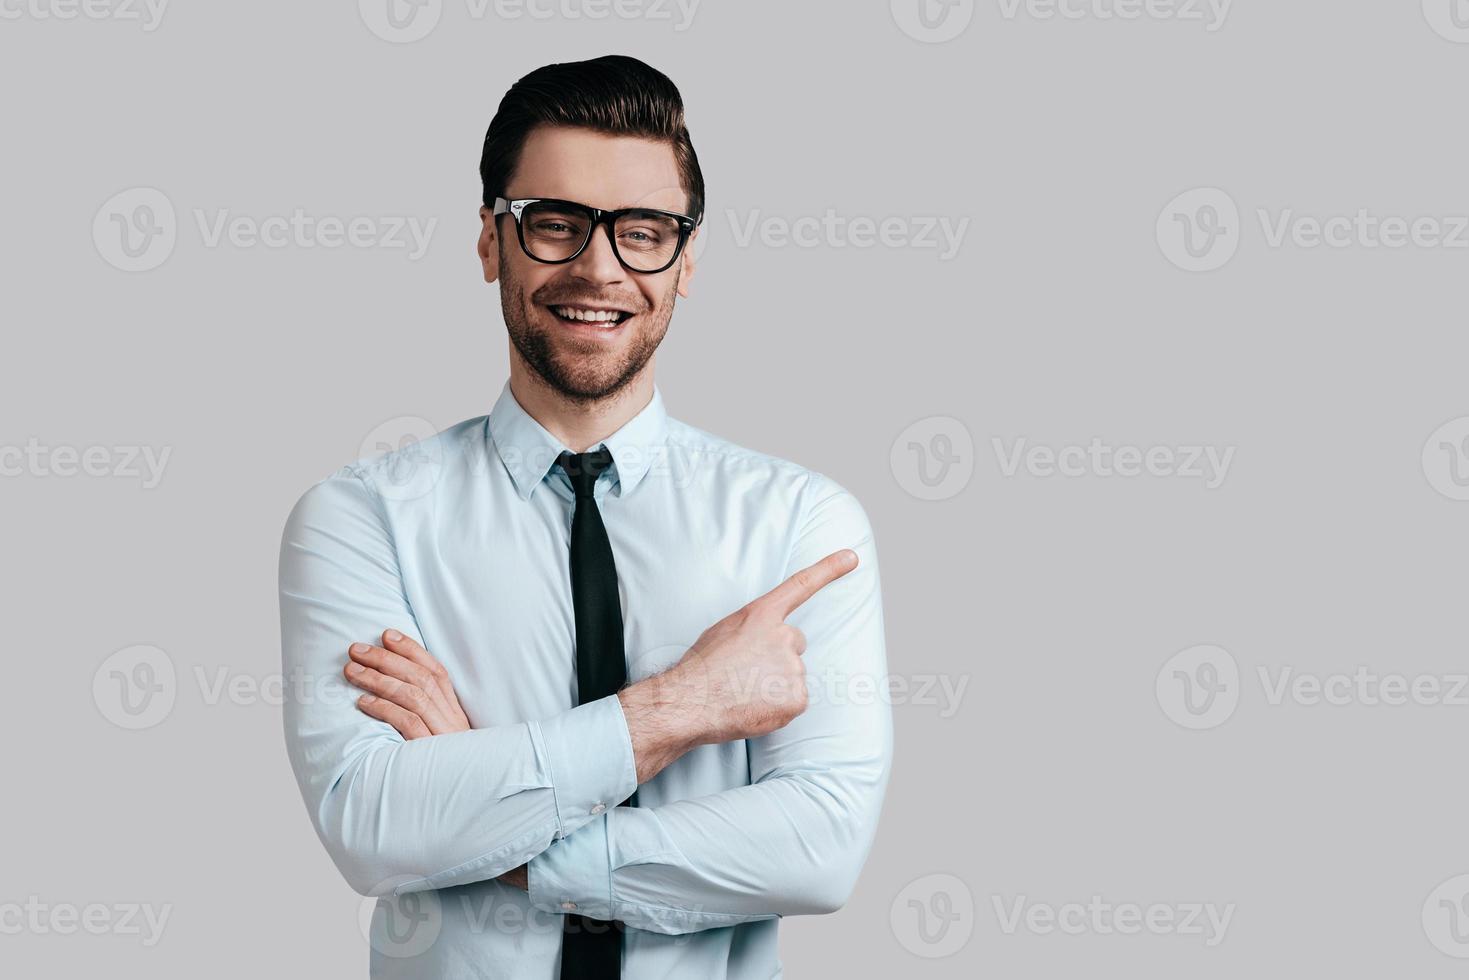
[
  {"xmin": 524, "ymin": 476, "xmax": 893, "ymax": 934},
  {"xmin": 279, "ymin": 468, "xmax": 638, "ymax": 897}
]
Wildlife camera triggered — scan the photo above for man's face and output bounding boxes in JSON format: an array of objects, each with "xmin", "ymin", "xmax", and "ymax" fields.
[{"xmin": 479, "ymin": 125, "xmax": 698, "ymax": 403}]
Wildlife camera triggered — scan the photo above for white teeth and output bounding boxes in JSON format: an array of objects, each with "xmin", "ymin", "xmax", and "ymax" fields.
[{"xmin": 552, "ymin": 306, "xmax": 625, "ymax": 323}]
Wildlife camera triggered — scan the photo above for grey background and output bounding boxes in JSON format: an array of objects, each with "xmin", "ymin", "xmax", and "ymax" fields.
[{"xmin": 4, "ymin": 0, "xmax": 1468, "ymax": 976}]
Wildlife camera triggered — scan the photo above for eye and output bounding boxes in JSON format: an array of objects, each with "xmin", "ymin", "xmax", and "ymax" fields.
[
  {"xmin": 528, "ymin": 218, "xmax": 586, "ymax": 240},
  {"xmin": 615, "ymin": 212, "xmax": 680, "ymax": 250},
  {"xmin": 523, "ymin": 206, "xmax": 588, "ymax": 239}
]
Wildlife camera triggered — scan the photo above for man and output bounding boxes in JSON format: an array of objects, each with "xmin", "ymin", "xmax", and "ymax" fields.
[{"xmin": 279, "ymin": 55, "xmax": 892, "ymax": 979}]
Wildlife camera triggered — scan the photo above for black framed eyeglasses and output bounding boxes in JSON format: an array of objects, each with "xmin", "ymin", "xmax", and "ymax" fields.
[{"xmin": 492, "ymin": 196, "xmax": 699, "ymax": 274}]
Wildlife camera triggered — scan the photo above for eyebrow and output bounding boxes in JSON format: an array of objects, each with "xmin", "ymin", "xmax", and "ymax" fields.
[{"xmin": 520, "ymin": 196, "xmax": 681, "ymax": 212}]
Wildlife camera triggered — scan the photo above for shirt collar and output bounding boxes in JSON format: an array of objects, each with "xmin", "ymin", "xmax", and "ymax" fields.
[{"xmin": 486, "ymin": 380, "xmax": 670, "ymax": 501}]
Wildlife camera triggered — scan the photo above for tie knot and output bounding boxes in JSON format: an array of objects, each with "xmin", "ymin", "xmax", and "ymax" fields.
[{"xmin": 557, "ymin": 448, "xmax": 613, "ymax": 498}]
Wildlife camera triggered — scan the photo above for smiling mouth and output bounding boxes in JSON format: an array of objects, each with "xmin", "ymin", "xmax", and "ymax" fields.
[{"xmin": 546, "ymin": 304, "xmax": 636, "ymax": 327}]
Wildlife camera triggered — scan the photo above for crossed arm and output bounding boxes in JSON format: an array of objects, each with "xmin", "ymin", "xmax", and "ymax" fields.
[{"xmin": 279, "ymin": 469, "xmax": 892, "ymax": 935}]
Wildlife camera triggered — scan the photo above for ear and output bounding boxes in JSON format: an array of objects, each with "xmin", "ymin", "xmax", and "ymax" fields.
[
  {"xmin": 675, "ymin": 226, "xmax": 698, "ymax": 299},
  {"xmin": 478, "ymin": 206, "xmax": 500, "ymax": 284}
]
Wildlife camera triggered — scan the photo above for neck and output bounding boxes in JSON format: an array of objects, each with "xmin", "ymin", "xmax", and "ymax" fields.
[{"xmin": 507, "ymin": 355, "xmax": 656, "ymax": 453}]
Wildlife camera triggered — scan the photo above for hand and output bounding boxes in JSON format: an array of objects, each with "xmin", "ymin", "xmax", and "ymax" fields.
[
  {"xmin": 344, "ymin": 631, "xmax": 524, "ymax": 890},
  {"xmin": 657, "ymin": 548, "xmax": 858, "ymax": 746},
  {"xmin": 344, "ymin": 629, "xmax": 470, "ymax": 738}
]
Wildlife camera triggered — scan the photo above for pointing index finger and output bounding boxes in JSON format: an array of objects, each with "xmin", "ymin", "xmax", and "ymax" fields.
[{"xmin": 756, "ymin": 549, "xmax": 859, "ymax": 620}]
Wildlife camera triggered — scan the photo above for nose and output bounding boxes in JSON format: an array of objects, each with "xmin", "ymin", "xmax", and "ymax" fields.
[{"xmin": 564, "ymin": 220, "xmax": 627, "ymax": 286}]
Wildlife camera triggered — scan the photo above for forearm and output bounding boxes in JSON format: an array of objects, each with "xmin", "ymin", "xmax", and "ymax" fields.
[
  {"xmin": 617, "ymin": 667, "xmax": 708, "ymax": 783},
  {"xmin": 281, "ymin": 472, "xmax": 640, "ymax": 897},
  {"xmin": 529, "ymin": 477, "xmax": 892, "ymax": 933},
  {"xmin": 491, "ymin": 671, "xmax": 703, "ymax": 892},
  {"xmin": 525, "ymin": 752, "xmax": 889, "ymax": 933},
  {"xmin": 288, "ymin": 692, "xmax": 637, "ymax": 896}
]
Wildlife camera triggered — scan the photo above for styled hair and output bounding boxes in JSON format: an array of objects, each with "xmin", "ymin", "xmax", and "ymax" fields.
[{"xmin": 479, "ymin": 55, "xmax": 705, "ymax": 223}]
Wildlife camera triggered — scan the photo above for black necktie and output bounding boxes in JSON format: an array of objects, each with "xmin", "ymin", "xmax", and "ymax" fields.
[{"xmin": 556, "ymin": 448, "xmax": 634, "ymax": 980}]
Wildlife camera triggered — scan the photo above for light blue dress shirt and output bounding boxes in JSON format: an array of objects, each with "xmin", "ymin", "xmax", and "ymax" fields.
[{"xmin": 279, "ymin": 381, "xmax": 892, "ymax": 979}]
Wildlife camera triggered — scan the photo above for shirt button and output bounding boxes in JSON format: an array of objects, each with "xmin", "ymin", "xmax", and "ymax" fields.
[
  {"xmin": 561, "ymin": 901, "xmax": 577, "ymax": 911},
  {"xmin": 590, "ymin": 802, "xmax": 606, "ymax": 814}
]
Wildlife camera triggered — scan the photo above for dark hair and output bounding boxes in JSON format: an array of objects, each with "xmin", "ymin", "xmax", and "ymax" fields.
[{"xmin": 479, "ymin": 55, "xmax": 704, "ymax": 223}]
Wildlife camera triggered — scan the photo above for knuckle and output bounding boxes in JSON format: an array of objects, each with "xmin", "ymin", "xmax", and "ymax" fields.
[{"xmin": 790, "ymin": 683, "xmax": 809, "ymax": 712}]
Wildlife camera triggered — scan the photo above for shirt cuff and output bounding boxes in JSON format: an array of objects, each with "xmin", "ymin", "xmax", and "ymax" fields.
[
  {"xmin": 530, "ymin": 693, "xmax": 638, "ymax": 841},
  {"xmin": 527, "ymin": 811, "xmax": 614, "ymax": 920}
]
